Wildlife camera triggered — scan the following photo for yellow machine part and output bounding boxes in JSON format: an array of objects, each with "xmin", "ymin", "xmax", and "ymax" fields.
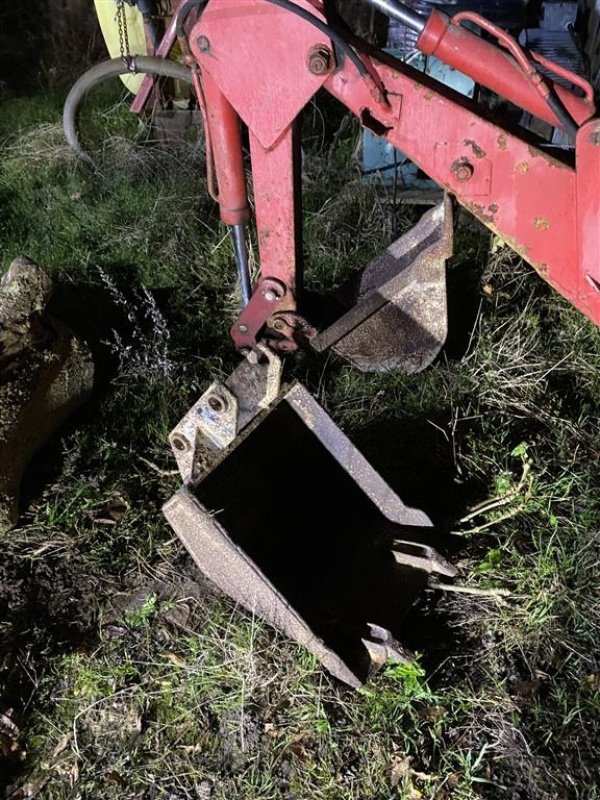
[
  {"xmin": 94, "ymin": 1, "xmax": 191, "ymax": 107},
  {"xmin": 94, "ymin": 0, "xmax": 148, "ymax": 94}
]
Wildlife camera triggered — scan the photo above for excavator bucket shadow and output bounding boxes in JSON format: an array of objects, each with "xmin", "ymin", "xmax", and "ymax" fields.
[
  {"xmin": 164, "ymin": 353, "xmax": 455, "ymax": 687},
  {"xmin": 312, "ymin": 195, "xmax": 453, "ymax": 373}
]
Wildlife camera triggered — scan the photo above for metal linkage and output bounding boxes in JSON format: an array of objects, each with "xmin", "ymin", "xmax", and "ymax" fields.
[{"xmin": 169, "ymin": 344, "xmax": 283, "ymax": 483}]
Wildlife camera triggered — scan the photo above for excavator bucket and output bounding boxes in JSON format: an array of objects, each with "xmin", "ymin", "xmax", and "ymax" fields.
[
  {"xmin": 163, "ymin": 348, "xmax": 455, "ymax": 686},
  {"xmin": 312, "ymin": 196, "xmax": 453, "ymax": 373}
]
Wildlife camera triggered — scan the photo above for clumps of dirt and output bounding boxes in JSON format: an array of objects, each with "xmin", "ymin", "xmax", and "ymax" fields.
[
  {"xmin": 0, "ymin": 547, "xmax": 100, "ymax": 653},
  {"xmin": 0, "ymin": 256, "xmax": 93, "ymax": 532},
  {"xmin": 218, "ymin": 708, "xmax": 263, "ymax": 772},
  {"xmin": 0, "ymin": 547, "xmax": 215, "ymax": 790},
  {"xmin": 0, "ymin": 546, "xmax": 99, "ymax": 790}
]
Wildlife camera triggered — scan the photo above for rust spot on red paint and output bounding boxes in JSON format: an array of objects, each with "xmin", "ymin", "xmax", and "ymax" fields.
[
  {"xmin": 467, "ymin": 202, "xmax": 484, "ymax": 215},
  {"xmin": 497, "ymin": 133, "xmax": 507, "ymax": 150},
  {"xmin": 414, "ymin": 82, "xmax": 436, "ymax": 101},
  {"xmin": 526, "ymin": 144, "xmax": 570, "ymax": 169},
  {"xmin": 502, "ymin": 235, "xmax": 531, "ymax": 263},
  {"xmin": 463, "ymin": 205, "xmax": 539, "ymax": 267},
  {"xmin": 515, "ymin": 161, "xmax": 529, "ymax": 174},
  {"xmin": 465, "ymin": 201, "xmax": 495, "ymax": 223},
  {"xmin": 464, "ymin": 139, "xmax": 486, "ymax": 159},
  {"xmin": 534, "ymin": 217, "xmax": 550, "ymax": 231}
]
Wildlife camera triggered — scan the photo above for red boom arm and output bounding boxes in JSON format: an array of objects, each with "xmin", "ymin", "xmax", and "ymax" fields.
[{"xmin": 184, "ymin": 0, "xmax": 600, "ymax": 350}]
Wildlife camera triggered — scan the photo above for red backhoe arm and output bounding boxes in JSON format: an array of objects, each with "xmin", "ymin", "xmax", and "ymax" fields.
[{"xmin": 183, "ymin": 0, "xmax": 600, "ymax": 350}]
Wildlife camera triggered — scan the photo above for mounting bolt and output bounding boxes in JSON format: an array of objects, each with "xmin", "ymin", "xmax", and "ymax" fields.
[
  {"xmin": 172, "ymin": 435, "xmax": 189, "ymax": 452},
  {"xmin": 272, "ymin": 318, "xmax": 286, "ymax": 331},
  {"xmin": 238, "ymin": 323, "xmax": 249, "ymax": 333},
  {"xmin": 264, "ymin": 291, "xmax": 276, "ymax": 302},
  {"xmin": 197, "ymin": 35, "xmax": 210, "ymax": 53},
  {"xmin": 451, "ymin": 160, "xmax": 474, "ymax": 182},
  {"xmin": 307, "ymin": 45, "xmax": 333, "ymax": 76}
]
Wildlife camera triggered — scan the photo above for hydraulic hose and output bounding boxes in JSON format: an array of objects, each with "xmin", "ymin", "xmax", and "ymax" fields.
[
  {"xmin": 262, "ymin": 0, "xmax": 369, "ymax": 75},
  {"xmin": 63, "ymin": 56, "xmax": 194, "ymax": 165},
  {"xmin": 175, "ymin": 0, "xmax": 207, "ymax": 39}
]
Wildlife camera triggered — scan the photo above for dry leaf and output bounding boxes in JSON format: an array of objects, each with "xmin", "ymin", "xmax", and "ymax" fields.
[
  {"xmin": 390, "ymin": 755, "xmax": 411, "ymax": 788},
  {"xmin": 289, "ymin": 741, "xmax": 310, "ymax": 762},
  {"xmin": 51, "ymin": 733, "xmax": 72, "ymax": 759},
  {"xmin": 581, "ymin": 673, "xmax": 600, "ymax": 692},
  {"xmin": 164, "ymin": 652, "xmax": 187, "ymax": 667},
  {"xmin": 90, "ymin": 496, "xmax": 129, "ymax": 525},
  {"xmin": 0, "ymin": 710, "xmax": 26, "ymax": 762}
]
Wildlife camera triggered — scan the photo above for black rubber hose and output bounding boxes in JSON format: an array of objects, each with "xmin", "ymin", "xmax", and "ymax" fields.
[
  {"xmin": 546, "ymin": 90, "xmax": 579, "ymax": 138},
  {"xmin": 63, "ymin": 56, "xmax": 194, "ymax": 165},
  {"xmin": 175, "ymin": 0, "xmax": 207, "ymax": 39},
  {"xmin": 263, "ymin": 0, "xmax": 368, "ymax": 75}
]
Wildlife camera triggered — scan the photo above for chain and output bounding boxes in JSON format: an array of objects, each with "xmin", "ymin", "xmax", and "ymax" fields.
[{"xmin": 116, "ymin": 0, "xmax": 132, "ymax": 66}]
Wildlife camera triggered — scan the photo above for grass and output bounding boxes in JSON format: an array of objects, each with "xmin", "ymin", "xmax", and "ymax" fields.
[{"xmin": 1, "ymin": 76, "xmax": 600, "ymax": 800}]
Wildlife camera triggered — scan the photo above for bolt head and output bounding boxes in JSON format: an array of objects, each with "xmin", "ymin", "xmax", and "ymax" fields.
[
  {"xmin": 452, "ymin": 160, "xmax": 474, "ymax": 182},
  {"xmin": 238, "ymin": 323, "xmax": 248, "ymax": 333},
  {"xmin": 264, "ymin": 290, "xmax": 276, "ymax": 302},
  {"xmin": 197, "ymin": 35, "xmax": 210, "ymax": 53},
  {"xmin": 308, "ymin": 45, "xmax": 333, "ymax": 76}
]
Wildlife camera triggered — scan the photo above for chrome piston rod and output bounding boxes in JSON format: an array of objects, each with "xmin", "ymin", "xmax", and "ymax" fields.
[
  {"xmin": 361, "ymin": 0, "xmax": 426, "ymax": 32},
  {"xmin": 230, "ymin": 224, "xmax": 252, "ymax": 308}
]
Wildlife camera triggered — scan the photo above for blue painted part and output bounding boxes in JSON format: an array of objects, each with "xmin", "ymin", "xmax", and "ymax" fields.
[{"xmin": 361, "ymin": 51, "xmax": 475, "ymax": 188}]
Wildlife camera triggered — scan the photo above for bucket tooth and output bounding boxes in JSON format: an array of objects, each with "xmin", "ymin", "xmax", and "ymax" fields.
[
  {"xmin": 391, "ymin": 540, "xmax": 457, "ymax": 579},
  {"xmin": 164, "ymin": 351, "xmax": 455, "ymax": 686},
  {"xmin": 312, "ymin": 195, "xmax": 453, "ymax": 373},
  {"xmin": 361, "ymin": 623, "xmax": 413, "ymax": 677}
]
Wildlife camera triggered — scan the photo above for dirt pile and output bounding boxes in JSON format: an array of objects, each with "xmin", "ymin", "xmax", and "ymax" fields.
[{"xmin": 0, "ymin": 257, "xmax": 93, "ymax": 531}]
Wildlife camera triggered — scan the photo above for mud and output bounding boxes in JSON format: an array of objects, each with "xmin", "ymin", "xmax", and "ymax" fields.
[
  {"xmin": 0, "ymin": 546, "xmax": 99, "ymax": 786},
  {"xmin": 0, "ymin": 545, "xmax": 216, "ymax": 793},
  {"xmin": 0, "ymin": 257, "xmax": 93, "ymax": 532}
]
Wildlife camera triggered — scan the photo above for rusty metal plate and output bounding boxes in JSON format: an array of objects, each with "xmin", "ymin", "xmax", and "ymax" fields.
[{"xmin": 312, "ymin": 196, "xmax": 453, "ymax": 373}]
